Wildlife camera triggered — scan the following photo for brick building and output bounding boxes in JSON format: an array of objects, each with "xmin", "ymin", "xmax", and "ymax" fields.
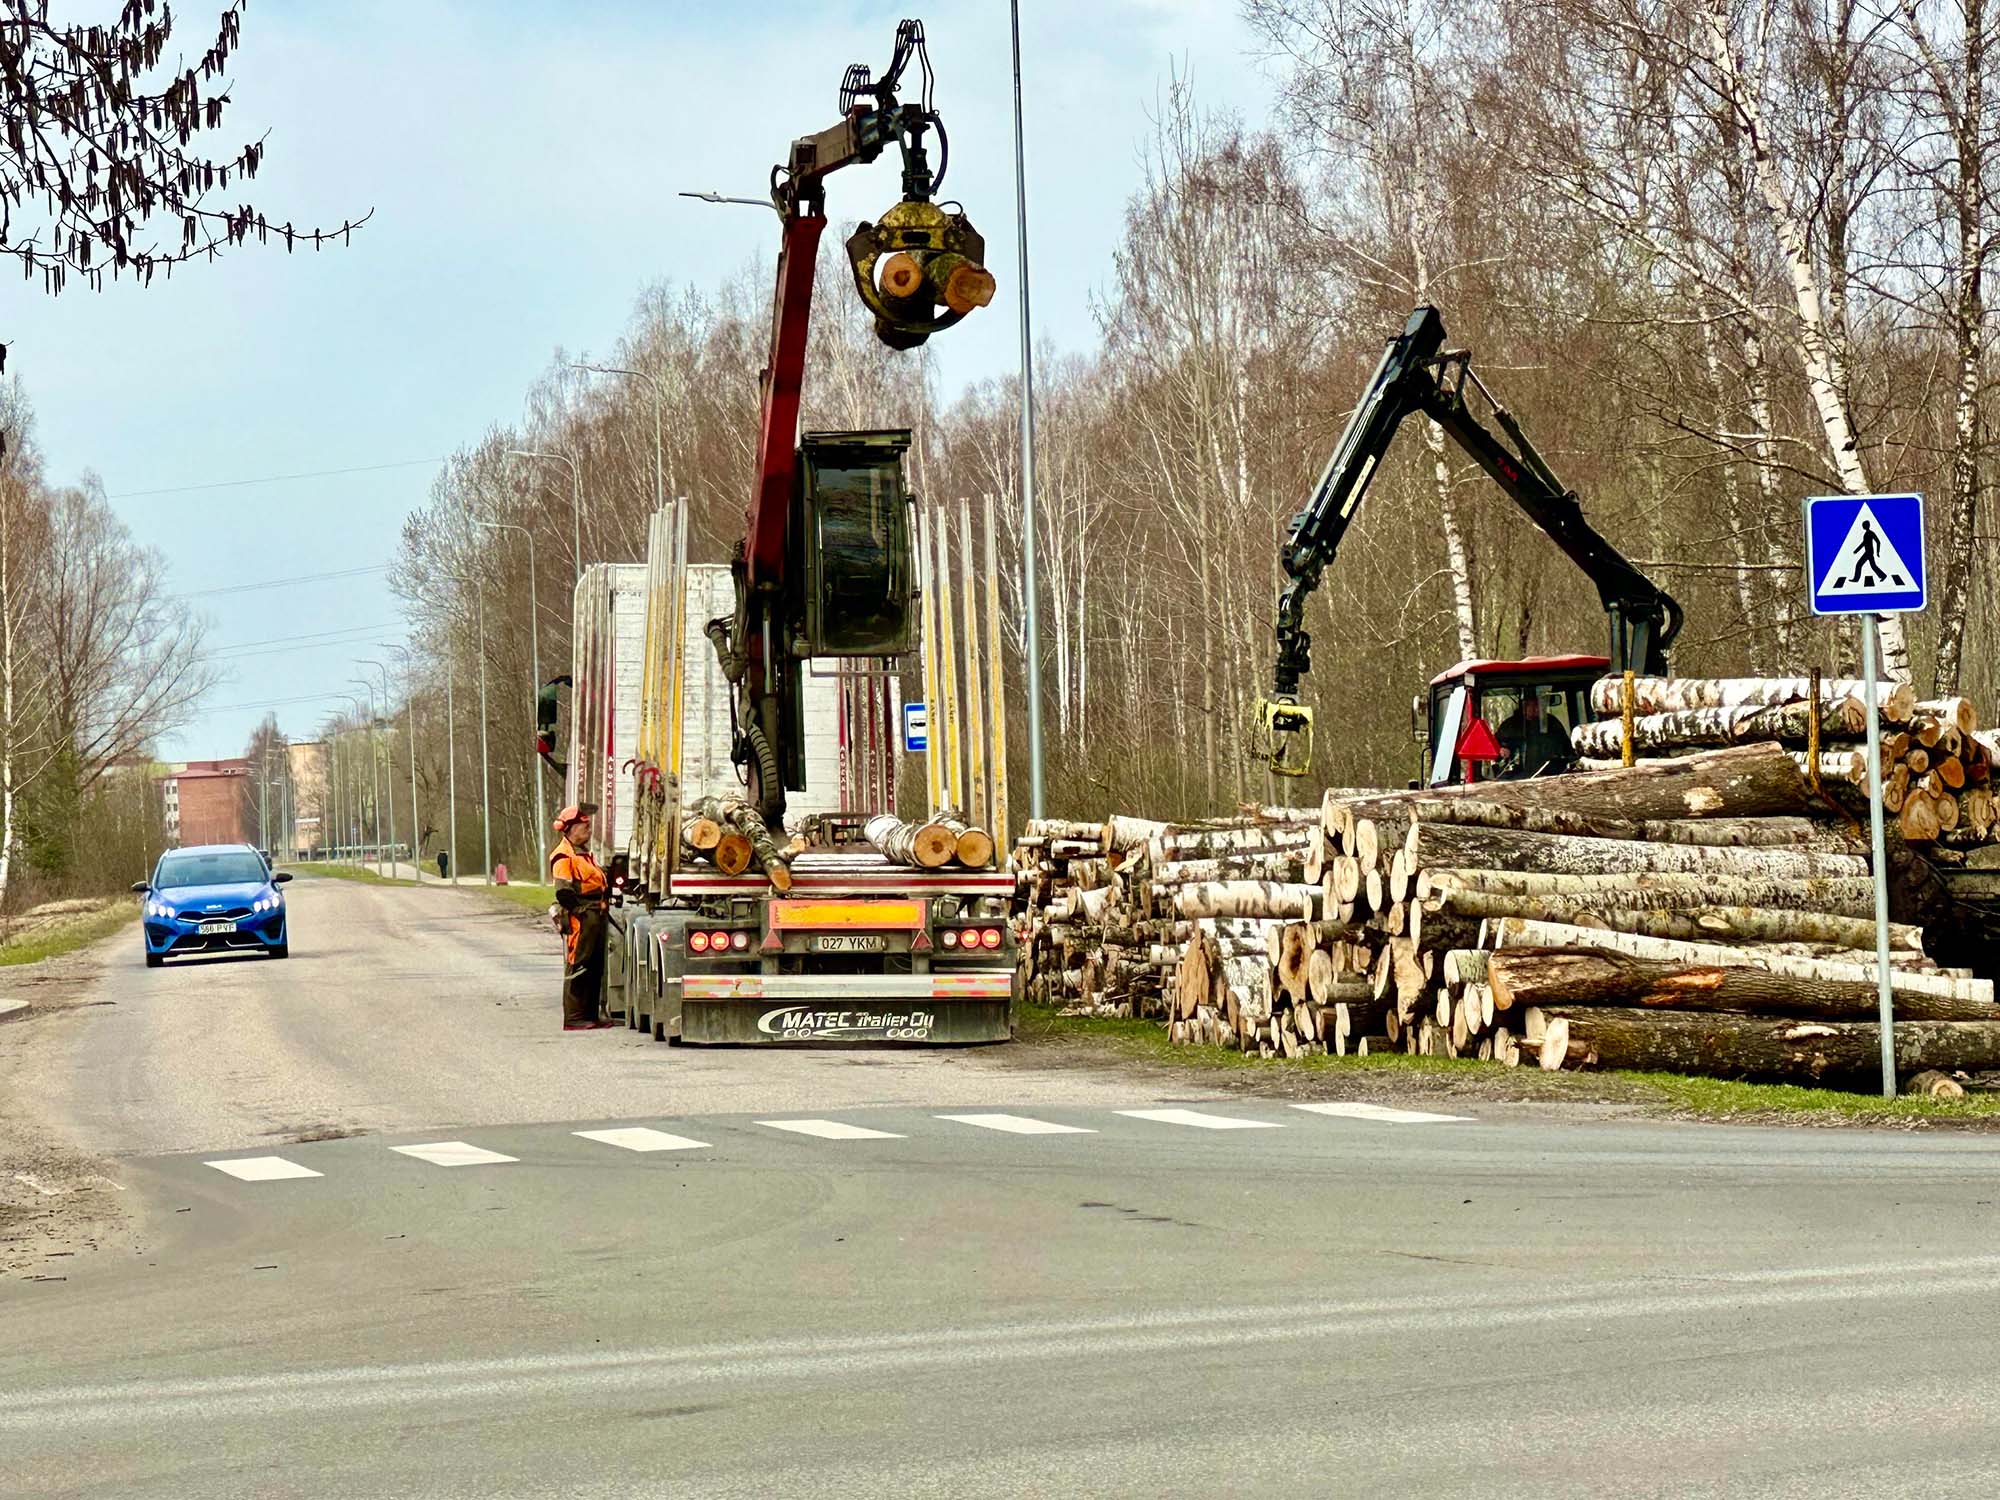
[{"xmin": 160, "ymin": 759, "xmax": 253, "ymax": 848}]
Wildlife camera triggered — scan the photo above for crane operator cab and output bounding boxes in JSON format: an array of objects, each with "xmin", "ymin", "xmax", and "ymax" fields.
[
  {"xmin": 1412, "ymin": 654, "xmax": 1605, "ymax": 788},
  {"xmin": 792, "ymin": 428, "xmax": 917, "ymax": 659}
]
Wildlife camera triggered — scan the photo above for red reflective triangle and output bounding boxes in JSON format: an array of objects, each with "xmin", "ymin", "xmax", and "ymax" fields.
[{"xmin": 1456, "ymin": 718, "xmax": 1505, "ymax": 762}]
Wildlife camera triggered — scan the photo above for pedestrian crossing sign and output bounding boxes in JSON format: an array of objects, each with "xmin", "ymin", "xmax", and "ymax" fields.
[{"xmin": 1804, "ymin": 493, "xmax": 1926, "ymax": 616}]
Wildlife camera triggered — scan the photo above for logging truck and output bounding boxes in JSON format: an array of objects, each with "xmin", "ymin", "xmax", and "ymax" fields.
[
  {"xmin": 555, "ymin": 20, "xmax": 1017, "ymax": 1045},
  {"xmin": 1260, "ymin": 305, "xmax": 1687, "ymax": 786}
]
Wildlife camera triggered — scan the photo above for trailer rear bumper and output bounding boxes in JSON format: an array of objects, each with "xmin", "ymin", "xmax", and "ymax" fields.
[{"xmin": 676, "ymin": 972, "xmax": 1014, "ymax": 1044}]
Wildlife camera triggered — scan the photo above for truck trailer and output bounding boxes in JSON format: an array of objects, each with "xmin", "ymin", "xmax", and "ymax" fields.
[{"xmin": 563, "ymin": 504, "xmax": 1018, "ymax": 1046}]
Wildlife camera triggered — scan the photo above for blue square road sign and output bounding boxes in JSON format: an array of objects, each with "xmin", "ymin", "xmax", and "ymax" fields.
[
  {"xmin": 1808, "ymin": 490, "xmax": 1912, "ymax": 612},
  {"xmin": 1804, "ymin": 493, "xmax": 1926, "ymax": 616},
  {"xmin": 902, "ymin": 701, "xmax": 928, "ymax": 753}
]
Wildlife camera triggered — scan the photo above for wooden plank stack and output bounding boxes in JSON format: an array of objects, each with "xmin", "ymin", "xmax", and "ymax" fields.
[{"xmin": 1014, "ymin": 732, "xmax": 2000, "ymax": 1089}]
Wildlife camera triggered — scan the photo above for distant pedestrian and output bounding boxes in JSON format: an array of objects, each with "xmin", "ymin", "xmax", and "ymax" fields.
[
  {"xmin": 549, "ymin": 804, "xmax": 613, "ymax": 1031},
  {"xmin": 436, "ymin": 849, "xmax": 450, "ymax": 881}
]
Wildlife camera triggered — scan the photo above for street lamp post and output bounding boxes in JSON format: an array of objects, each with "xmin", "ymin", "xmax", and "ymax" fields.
[
  {"xmin": 1009, "ymin": 0, "xmax": 1046, "ymax": 819},
  {"xmin": 360, "ymin": 660, "xmax": 399, "ymax": 876},
  {"xmin": 505, "ymin": 448, "xmax": 583, "ymax": 582},
  {"xmin": 378, "ymin": 644, "xmax": 423, "ymax": 880},
  {"xmin": 346, "ymin": 689, "xmax": 383, "ymax": 876},
  {"xmin": 472, "ymin": 520, "xmax": 547, "ymax": 856},
  {"xmin": 446, "ymin": 571, "xmax": 494, "ymax": 885},
  {"xmin": 570, "ymin": 362, "xmax": 666, "ymax": 512}
]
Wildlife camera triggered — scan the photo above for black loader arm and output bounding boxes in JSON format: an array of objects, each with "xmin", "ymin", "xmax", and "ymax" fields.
[{"xmin": 1262, "ymin": 305, "xmax": 1682, "ymax": 776}]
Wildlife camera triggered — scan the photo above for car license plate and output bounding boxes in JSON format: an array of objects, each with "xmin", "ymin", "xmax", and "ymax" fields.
[
  {"xmin": 811, "ymin": 934, "xmax": 886, "ymax": 954},
  {"xmin": 198, "ymin": 920, "xmax": 236, "ymax": 935}
]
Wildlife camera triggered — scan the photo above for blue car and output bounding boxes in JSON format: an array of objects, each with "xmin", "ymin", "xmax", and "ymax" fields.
[{"xmin": 134, "ymin": 844, "xmax": 292, "ymax": 967}]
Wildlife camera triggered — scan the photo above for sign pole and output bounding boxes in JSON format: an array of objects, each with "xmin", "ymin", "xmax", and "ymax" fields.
[{"xmin": 1861, "ymin": 613, "xmax": 1896, "ymax": 1098}]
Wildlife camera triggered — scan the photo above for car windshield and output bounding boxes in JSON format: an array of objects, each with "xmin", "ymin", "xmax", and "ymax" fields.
[{"xmin": 155, "ymin": 853, "xmax": 269, "ymax": 890}]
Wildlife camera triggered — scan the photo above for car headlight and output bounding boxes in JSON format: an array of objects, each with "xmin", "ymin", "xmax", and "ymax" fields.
[{"xmin": 145, "ymin": 900, "xmax": 171, "ymax": 920}]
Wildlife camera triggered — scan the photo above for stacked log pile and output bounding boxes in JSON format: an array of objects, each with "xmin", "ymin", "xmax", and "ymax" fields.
[
  {"xmin": 1575, "ymin": 676, "xmax": 1994, "ymax": 844},
  {"xmin": 1014, "ymin": 736, "xmax": 2000, "ymax": 1088}
]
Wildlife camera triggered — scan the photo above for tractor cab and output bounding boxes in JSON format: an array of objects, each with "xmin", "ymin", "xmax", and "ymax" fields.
[{"xmin": 1412, "ymin": 654, "xmax": 1606, "ymax": 788}]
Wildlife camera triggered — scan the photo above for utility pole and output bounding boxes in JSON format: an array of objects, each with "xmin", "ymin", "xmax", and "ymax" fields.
[
  {"xmin": 1009, "ymin": 0, "xmax": 1046, "ymax": 819},
  {"xmin": 348, "ymin": 685, "xmax": 384, "ymax": 876},
  {"xmin": 380, "ymin": 644, "xmax": 422, "ymax": 879}
]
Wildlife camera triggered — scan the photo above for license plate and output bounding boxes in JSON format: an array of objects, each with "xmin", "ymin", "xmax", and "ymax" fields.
[
  {"xmin": 198, "ymin": 920, "xmax": 236, "ymax": 935},
  {"xmin": 810, "ymin": 934, "xmax": 887, "ymax": 954}
]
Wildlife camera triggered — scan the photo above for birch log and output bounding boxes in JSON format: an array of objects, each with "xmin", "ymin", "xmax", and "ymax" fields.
[
  {"xmin": 1171, "ymin": 881, "xmax": 1317, "ymax": 920},
  {"xmin": 1570, "ymin": 700, "xmax": 1868, "ymax": 758},
  {"xmin": 1588, "ymin": 676, "xmax": 1917, "ymax": 721},
  {"xmin": 864, "ymin": 813, "xmax": 956, "ymax": 869},
  {"xmin": 1487, "ymin": 948, "xmax": 1993, "ymax": 1022},
  {"xmin": 1536, "ymin": 1008, "xmax": 2000, "ymax": 1082},
  {"xmin": 1414, "ymin": 869, "xmax": 1877, "ymax": 916},
  {"xmin": 935, "ymin": 813, "xmax": 996, "ymax": 869},
  {"xmin": 1482, "ymin": 918, "xmax": 1993, "ymax": 1001},
  {"xmin": 1413, "ymin": 889, "xmax": 1916, "ymax": 953},
  {"xmin": 1401, "ymin": 822, "xmax": 1867, "ymax": 880}
]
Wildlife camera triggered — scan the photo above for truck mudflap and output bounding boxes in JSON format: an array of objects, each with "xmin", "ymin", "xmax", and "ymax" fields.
[{"xmin": 677, "ymin": 972, "xmax": 1013, "ymax": 1044}]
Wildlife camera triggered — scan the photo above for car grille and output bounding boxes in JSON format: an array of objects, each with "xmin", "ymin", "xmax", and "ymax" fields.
[{"xmin": 181, "ymin": 906, "xmax": 252, "ymax": 921}]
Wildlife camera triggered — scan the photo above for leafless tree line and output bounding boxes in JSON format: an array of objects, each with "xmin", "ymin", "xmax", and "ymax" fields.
[
  {"xmin": 0, "ymin": 384, "xmax": 214, "ymax": 905},
  {"xmin": 384, "ymin": 0, "xmax": 2000, "ymax": 832}
]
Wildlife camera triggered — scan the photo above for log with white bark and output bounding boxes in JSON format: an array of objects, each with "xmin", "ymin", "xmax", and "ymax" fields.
[
  {"xmin": 1102, "ymin": 815, "xmax": 1169, "ymax": 853},
  {"xmin": 1412, "ymin": 888, "xmax": 1917, "ymax": 954},
  {"xmin": 1570, "ymin": 700, "xmax": 1869, "ymax": 759},
  {"xmin": 1148, "ymin": 853, "xmax": 1304, "ymax": 886},
  {"xmin": 864, "ymin": 813, "xmax": 957, "ymax": 869},
  {"xmin": 1401, "ymin": 821, "xmax": 1867, "ymax": 881},
  {"xmin": 1481, "ymin": 918, "xmax": 1993, "ymax": 1002},
  {"xmin": 1414, "ymin": 868, "xmax": 1878, "ymax": 916},
  {"xmin": 1589, "ymin": 676, "xmax": 1916, "ymax": 721},
  {"xmin": 1396, "ymin": 799, "xmax": 1843, "ymax": 851},
  {"xmin": 1170, "ymin": 881, "xmax": 1317, "ymax": 920},
  {"xmin": 1533, "ymin": 1008, "xmax": 2000, "ymax": 1082},
  {"xmin": 1486, "ymin": 947, "xmax": 1994, "ymax": 1022},
  {"xmin": 1915, "ymin": 698, "xmax": 1979, "ymax": 735}
]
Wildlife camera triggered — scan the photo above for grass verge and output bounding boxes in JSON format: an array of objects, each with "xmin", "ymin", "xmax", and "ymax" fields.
[
  {"xmin": 474, "ymin": 881, "xmax": 556, "ymax": 913},
  {"xmin": 286, "ymin": 862, "xmax": 419, "ymax": 887},
  {"xmin": 0, "ymin": 899, "xmax": 139, "ymax": 967},
  {"xmin": 1016, "ymin": 1003, "xmax": 2000, "ymax": 1128}
]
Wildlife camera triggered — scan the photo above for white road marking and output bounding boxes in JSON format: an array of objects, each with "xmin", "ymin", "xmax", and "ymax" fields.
[
  {"xmin": 755, "ymin": 1119, "xmax": 905, "ymax": 1141},
  {"xmin": 574, "ymin": 1127, "xmax": 712, "ymax": 1153},
  {"xmin": 390, "ymin": 1141, "xmax": 517, "ymax": 1167},
  {"xmin": 935, "ymin": 1113, "xmax": 1096, "ymax": 1136},
  {"xmin": 1115, "ymin": 1108, "xmax": 1283, "ymax": 1131},
  {"xmin": 1291, "ymin": 1102, "xmax": 1473, "ymax": 1125},
  {"xmin": 203, "ymin": 1156, "xmax": 323, "ymax": 1182}
]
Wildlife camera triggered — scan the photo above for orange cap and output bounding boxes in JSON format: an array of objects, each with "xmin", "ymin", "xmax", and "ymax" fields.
[{"xmin": 553, "ymin": 802, "xmax": 597, "ymax": 832}]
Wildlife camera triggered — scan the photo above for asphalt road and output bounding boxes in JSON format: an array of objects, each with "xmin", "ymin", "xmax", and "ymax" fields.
[{"xmin": 6, "ymin": 875, "xmax": 2000, "ymax": 1498}]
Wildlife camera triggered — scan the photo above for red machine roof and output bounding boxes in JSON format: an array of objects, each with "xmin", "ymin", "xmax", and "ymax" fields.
[{"xmin": 1429, "ymin": 654, "xmax": 1610, "ymax": 688}]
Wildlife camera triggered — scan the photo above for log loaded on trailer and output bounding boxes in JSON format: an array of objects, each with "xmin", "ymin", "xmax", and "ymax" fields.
[{"xmin": 556, "ymin": 19, "xmax": 1016, "ymax": 1045}]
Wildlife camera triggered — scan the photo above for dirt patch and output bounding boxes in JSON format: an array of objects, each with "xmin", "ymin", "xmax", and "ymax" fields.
[{"xmin": 0, "ymin": 939, "xmax": 135, "ymax": 1276}]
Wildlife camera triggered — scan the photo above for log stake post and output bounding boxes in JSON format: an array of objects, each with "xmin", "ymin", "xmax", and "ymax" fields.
[
  {"xmin": 1863, "ymin": 617, "xmax": 1896, "ymax": 1098},
  {"xmin": 983, "ymin": 492, "xmax": 1012, "ymax": 855},
  {"xmin": 1620, "ymin": 670, "xmax": 1635, "ymax": 769},
  {"xmin": 959, "ymin": 500, "xmax": 989, "ymax": 832},
  {"xmin": 934, "ymin": 504, "xmax": 965, "ymax": 817},
  {"xmin": 918, "ymin": 506, "xmax": 944, "ymax": 817}
]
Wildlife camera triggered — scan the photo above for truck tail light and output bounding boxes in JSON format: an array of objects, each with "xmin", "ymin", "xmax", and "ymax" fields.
[
  {"xmin": 979, "ymin": 926, "xmax": 1002, "ymax": 949},
  {"xmin": 689, "ymin": 930, "xmax": 710, "ymax": 953},
  {"xmin": 730, "ymin": 930, "xmax": 749, "ymax": 951},
  {"xmin": 940, "ymin": 928, "xmax": 959, "ymax": 948}
]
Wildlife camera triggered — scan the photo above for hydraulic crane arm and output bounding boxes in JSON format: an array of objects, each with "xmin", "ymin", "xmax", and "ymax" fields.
[{"xmin": 1264, "ymin": 306, "xmax": 1683, "ymax": 773}]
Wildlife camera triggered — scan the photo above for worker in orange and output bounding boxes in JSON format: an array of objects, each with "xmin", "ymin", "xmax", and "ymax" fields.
[{"xmin": 549, "ymin": 804, "xmax": 614, "ymax": 1031}]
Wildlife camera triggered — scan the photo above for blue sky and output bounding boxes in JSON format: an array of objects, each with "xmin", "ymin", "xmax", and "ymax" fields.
[{"xmin": 14, "ymin": 1, "xmax": 1274, "ymax": 759}]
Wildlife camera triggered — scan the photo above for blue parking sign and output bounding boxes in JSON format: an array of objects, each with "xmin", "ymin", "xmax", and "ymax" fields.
[{"xmin": 1804, "ymin": 494, "xmax": 1926, "ymax": 615}]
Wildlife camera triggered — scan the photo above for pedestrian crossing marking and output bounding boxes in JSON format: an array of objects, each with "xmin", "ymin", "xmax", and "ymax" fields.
[
  {"xmin": 935, "ymin": 1113, "xmax": 1096, "ymax": 1135},
  {"xmin": 1115, "ymin": 1108, "xmax": 1283, "ymax": 1131},
  {"xmin": 574, "ymin": 1127, "xmax": 712, "ymax": 1153},
  {"xmin": 204, "ymin": 1155, "xmax": 322, "ymax": 1182},
  {"xmin": 1816, "ymin": 502, "xmax": 1915, "ymax": 596},
  {"xmin": 391, "ymin": 1141, "xmax": 518, "ymax": 1167},
  {"xmin": 1291, "ymin": 1102, "xmax": 1472, "ymax": 1125},
  {"xmin": 755, "ymin": 1118, "xmax": 905, "ymax": 1141}
]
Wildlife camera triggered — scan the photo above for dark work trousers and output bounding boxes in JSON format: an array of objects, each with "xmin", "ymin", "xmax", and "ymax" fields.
[{"xmin": 563, "ymin": 905, "xmax": 609, "ymax": 1026}]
